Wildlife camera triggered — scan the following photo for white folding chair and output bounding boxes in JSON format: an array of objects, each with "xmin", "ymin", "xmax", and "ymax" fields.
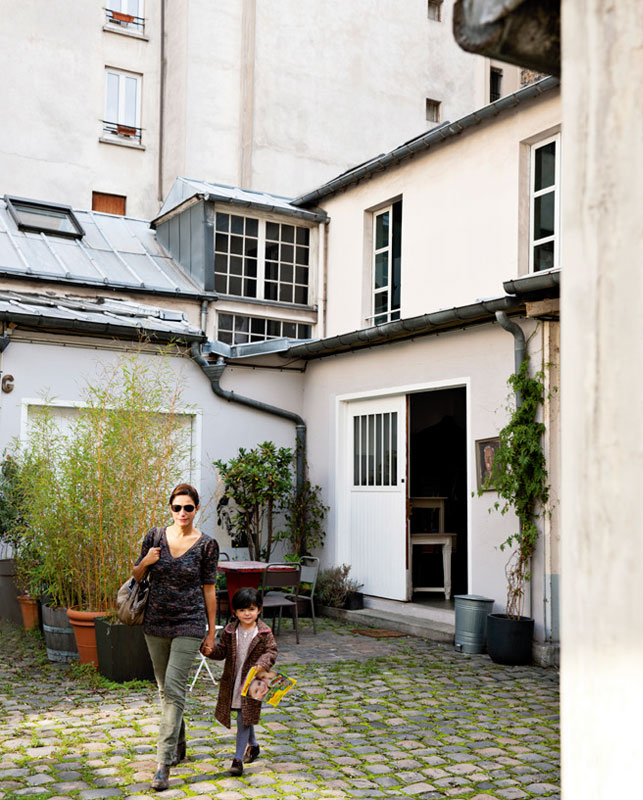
[{"xmin": 188, "ymin": 624, "xmax": 223, "ymax": 691}]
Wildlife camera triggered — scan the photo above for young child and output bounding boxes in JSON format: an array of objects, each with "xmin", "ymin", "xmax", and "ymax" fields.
[{"xmin": 201, "ymin": 587, "xmax": 278, "ymax": 776}]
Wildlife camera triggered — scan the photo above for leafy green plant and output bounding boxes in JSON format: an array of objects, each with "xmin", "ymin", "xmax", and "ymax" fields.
[
  {"xmin": 276, "ymin": 477, "xmax": 328, "ymax": 558},
  {"xmin": 11, "ymin": 348, "xmax": 191, "ymax": 611},
  {"xmin": 214, "ymin": 441, "xmax": 293, "ymax": 560},
  {"xmin": 478, "ymin": 355, "xmax": 550, "ymax": 619},
  {"xmin": 316, "ymin": 564, "xmax": 363, "ymax": 608}
]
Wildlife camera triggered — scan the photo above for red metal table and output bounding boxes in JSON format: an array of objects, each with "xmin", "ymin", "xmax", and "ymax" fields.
[{"xmin": 218, "ymin": 561, "xmax": 296, "ymax": 607}]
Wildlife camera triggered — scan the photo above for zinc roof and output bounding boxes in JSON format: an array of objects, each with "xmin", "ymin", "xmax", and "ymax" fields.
[{"xmin": 0, "ymin": 198, "xmax": 212, "ymax": 299}]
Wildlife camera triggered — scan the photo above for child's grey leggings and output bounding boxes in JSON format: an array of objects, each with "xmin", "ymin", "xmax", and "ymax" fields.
[{"xmin": 235, "ymin": 710, "xmax": 258, "ymax": 760}]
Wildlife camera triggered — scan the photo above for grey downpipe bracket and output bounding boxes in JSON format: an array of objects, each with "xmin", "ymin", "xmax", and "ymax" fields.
[
  {"xmin": 189, "ymin": 343, "xmax": 306, "ymax": 494},
  {"xmin": 495, "ymin": 310, "xmax": 526, "ymax": 406}
]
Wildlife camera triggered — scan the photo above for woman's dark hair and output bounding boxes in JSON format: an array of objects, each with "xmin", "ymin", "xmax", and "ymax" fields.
[
  {"xmin": 169, "ymin": 483, "xmax": 200, "ymax": 506},
  {"xmin": 232, "ymin": 587, "xmax": 263, "ymax": 611}
]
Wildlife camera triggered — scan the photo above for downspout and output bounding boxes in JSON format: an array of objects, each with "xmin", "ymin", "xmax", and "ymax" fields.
[
  {"xmin": 189, "ymin": 344, "xmax": 306, "ymax": 495},
  {"xmin": 495, "ymin": 310, "xmax": 525, "ymax": 405},
  {"xmin": 157, "ymin": 0, "xmax": 166, "ymax": 203}
]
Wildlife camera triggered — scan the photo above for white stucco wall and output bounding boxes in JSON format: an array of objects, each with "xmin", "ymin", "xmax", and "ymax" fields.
[
  {"xmin": 0, "ymin": 335, "xmax": 305, "ymax": 546},
  {"xmin": 560, "ymin": 0, "xmax": 643, "ymax": 795},
  {"xmin": 300, "ymin": 318, "xmax": 552, "ymax": 634},
  {"xmin": 317, "ymin": 89, "xmax": 561, "ymax": 334},
  {"xmin": 0, "ymin": 0, "xmax": 161, "ymax": 218}
]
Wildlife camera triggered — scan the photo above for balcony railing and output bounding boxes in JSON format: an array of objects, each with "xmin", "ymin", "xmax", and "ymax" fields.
[
  {"xmin": 105, "ymin": 8, "xmax": 145, "ymax": 34},
  {"xmin": 102, "ymin": 121, "xmax": 143, "ymax": 144}
]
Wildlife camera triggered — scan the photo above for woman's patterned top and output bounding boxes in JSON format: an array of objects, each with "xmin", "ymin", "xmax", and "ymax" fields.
[{"xmin": 136, "ymin": 526, "xmax": 219, "ymax": 639}]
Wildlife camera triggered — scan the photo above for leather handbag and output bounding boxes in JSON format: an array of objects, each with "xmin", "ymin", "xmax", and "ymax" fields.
[{"xmin": 116, "ymin": 527, "xmax": 161, "ymax": 625}]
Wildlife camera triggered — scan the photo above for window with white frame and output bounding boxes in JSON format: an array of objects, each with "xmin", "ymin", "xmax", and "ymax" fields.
[
  {"xmin": 217, "ymin": 313, "xmax": 312, "ymax": 345},
  {"xmin": 214, "ymin": 211, "xmax": 312, "ymax": 305},
  {"xmin": 105, "ymin": 0, "xmax": 144, "ymax": 33},
  {"xmin": 353, "ymin": 412, "xmax": 398, "ymax": 486},
  {"xmin": 425, "ymin": 98, "xmax": 441, "ymax": 123},
  {"xmin": 103, "ymin": 68, "xmax": 142, "ymax": 142},
  {"xmin": 530, "ymin": 134, "xmax": 560, "ymax": 272},
  {"xmin": 372, "ymin": 200, "xmax": 402, "ymax": 325}
]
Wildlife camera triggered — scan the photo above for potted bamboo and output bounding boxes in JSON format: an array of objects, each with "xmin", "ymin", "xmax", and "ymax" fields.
[
  {"xmin": 11, "ymin": 350, "xmax": 190, "ymax": 672},
  {"xmin": 478, "ymin": 356, "xmax": 550, "ymax": 665}
]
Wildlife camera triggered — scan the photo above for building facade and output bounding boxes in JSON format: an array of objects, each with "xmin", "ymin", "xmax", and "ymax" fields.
[{"xmin": 0, "ymin": 0, "xmax": 520, "ymax": 219}]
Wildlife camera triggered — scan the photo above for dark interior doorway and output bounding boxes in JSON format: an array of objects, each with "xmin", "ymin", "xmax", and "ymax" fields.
[{"xmin": 409, "ymin": 388, "xmax": 467, "ymax": 597}]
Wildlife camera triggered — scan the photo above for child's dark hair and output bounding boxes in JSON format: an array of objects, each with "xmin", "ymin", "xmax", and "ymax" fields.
[{"xmin": 232, "ymin": 587, "xmax": 263, "ymax": 611}]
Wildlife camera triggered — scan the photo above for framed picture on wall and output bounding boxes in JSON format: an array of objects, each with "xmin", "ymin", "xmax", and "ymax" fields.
[{"xmin": 476, "ymin": 437, "xmax": 500, "ymax": 490}]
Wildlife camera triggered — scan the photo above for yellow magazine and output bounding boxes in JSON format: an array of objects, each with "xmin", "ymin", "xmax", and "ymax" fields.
[{"xmin": 241, "ymin": 666, "xmax": 296, "ymax": 706}]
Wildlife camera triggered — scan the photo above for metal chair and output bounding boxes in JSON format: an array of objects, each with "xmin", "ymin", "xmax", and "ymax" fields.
[
  {"xmin": 261, "ymin": 562, "xmax": 301, "ymax": 644},
  {"xmin": 285, "ymin": 556, "xmax": 320, "ymax": 634},
  {"xmin": 188, "ymin": 624, "xmax": 223, "ymax": 692}
]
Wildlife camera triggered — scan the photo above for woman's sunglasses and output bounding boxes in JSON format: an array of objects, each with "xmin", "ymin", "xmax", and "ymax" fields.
[{"xmin": 171, "ymin": 503, "xmax": 196, "ymax": 513}]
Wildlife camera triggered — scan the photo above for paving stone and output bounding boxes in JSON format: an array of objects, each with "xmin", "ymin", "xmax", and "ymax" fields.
[{"xmin": 0, "ymin": 617, "xmax": 560, "ymax": 800}]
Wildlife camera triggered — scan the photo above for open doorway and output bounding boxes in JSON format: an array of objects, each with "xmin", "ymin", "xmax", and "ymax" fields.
[{"xmin": 408, "ymin": 387, "xmax": 467, "ymax": 599}]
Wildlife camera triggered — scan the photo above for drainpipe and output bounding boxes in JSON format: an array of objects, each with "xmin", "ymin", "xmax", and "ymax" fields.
[
  {"xmin": 189, "ymin": 344, "xmax": 306, "ymax": 494},
  {"xmin": 495, "ymin": 310, "xmax": 525, "ymax": 406},
  {"xmin": 200, "ymin": 300, "xmax": 209, "ymax": 335}
]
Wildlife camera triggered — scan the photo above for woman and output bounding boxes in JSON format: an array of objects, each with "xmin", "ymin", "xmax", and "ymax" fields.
[{"xmin": 133, "ymin": 483, "xmax": 218, "ymax": 791}]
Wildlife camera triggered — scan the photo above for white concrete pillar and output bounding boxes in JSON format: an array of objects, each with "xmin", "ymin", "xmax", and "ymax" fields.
[{"xmin": 560, "ymin": 1, "xmax": 643, "ymax": 796}]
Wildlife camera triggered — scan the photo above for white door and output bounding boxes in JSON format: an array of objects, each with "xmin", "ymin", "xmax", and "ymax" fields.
[{"xmin": 341, "ymin": 395, "xmax": 408, "ymax": 600}]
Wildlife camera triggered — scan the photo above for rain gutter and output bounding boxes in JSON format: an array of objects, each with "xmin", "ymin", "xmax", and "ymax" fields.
[
  {"xmin": 189, "ymin": 343, "xmax": 306, "ymax": 495},
  {"xmin": 503, "ymin": 268, "xmax": 560, "ymax": 296},
  {"xmin": 0, "ymin": 311, "xmax": 206, "ymax": 344},
  {"xmin": 293, "ymin": 76, "xmax": 559, "ymax": 207},
  {"xmin": 0, "ymin": 267, "xmax": 218, "ymax": 302},
  {"xmin": 283, "ymin": 295, "xmax": 523, "ymax": 360}
]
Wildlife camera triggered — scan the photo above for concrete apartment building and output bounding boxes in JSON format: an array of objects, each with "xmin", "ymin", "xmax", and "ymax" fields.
[{"xmin": 0, "ymin": 0, "xmax": 520, "ymax": 219}]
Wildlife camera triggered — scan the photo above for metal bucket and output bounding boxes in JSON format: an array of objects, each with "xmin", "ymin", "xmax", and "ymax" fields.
[
  {"xmin": 454, "ymin": 594, "xmax": 494, "ymax": 654},
  {"xmin": 41, "ymin": 604, "xmax": 78, "ymax": 662}
]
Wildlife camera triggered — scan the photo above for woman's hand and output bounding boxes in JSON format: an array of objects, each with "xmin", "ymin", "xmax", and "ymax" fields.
[
  {"xmin": 200, "ymin": 630, "xmax": 216, "ymax": 657},
  {"xmin": 142, "ymin": 547, "xmax": 161, "ymax": 566}
]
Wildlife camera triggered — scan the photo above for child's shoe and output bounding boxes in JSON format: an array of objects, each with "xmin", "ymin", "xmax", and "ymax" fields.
[
  {"xmin": 244, "ymin": 744, "xmax": 260, "ymax": 763},
  {"xmin": 229, "ymin": 758, "xmax": 244, "ymax": 776}
]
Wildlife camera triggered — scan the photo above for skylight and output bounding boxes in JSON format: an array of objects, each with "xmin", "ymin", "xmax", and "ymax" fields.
[{"xmin": 5, "ymin": 196, "xmax": 85, "ymax": 239}]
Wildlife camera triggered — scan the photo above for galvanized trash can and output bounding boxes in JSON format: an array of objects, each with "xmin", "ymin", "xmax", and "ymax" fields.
[{"xmin": 454, "ymin": 594, "xmax": 494, "ymax": 654}]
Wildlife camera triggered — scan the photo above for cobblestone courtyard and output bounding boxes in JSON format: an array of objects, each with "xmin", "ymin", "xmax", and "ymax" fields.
[{"xmin": 0, "ymin": 618, "xmax": 560, "ymax": 800}]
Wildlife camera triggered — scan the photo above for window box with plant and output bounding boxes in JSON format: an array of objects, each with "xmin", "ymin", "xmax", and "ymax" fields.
[{"xmin": 478, "ymin": 353, "xmax": 550, "ymax": 665}]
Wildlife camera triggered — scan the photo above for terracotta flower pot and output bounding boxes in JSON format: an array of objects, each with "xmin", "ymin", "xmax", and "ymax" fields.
[
  {"xmin": 66, "ymin": 608, "xmax": 106, "ymax": 666},
  {"xmin": 18, "ymin": 595, "xmax": 39, "ymax": 630}
]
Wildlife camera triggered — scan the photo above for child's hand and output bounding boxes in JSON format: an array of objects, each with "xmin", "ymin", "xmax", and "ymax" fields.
[{"xmin": 254, "ymin": 665, "xmax": 267, "ymax": 677}]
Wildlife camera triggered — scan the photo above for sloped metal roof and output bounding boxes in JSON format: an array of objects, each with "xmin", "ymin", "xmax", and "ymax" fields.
[
  {"xmin": 153, "ymin": 177, "xmax": 327, "ymax": 225},
  {"xmin": 0, "ymin": 290, "xmax": 205, "ymax": 342},
  {"xmin": 0, "ymin": 197, "xmax": 213, "ymax": 299},
  {"xmin": 293, "ymin": 76, "xmax": 560, "ymax": 206}
]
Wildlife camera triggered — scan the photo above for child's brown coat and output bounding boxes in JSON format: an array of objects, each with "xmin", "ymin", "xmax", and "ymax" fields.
[{"xmin": 206, "ymin": 618, "xmax": 278, "ymax": 727}]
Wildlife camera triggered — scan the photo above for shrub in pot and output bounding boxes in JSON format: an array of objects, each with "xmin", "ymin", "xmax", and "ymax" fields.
[
  {"xmin": 11, "ymin": 349, "xmax": 189, "ymax": 670},
  {"xmin": 317, "ymin": 564, "xmax": 363, "ymax": 610},
  {"xmin": 478, "ymin": 355, "xmax": 550, "ymax": 665}
]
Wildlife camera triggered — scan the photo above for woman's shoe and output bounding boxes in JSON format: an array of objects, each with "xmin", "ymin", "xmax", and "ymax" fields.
[
  {"xmin": 150, "ymin": 764, "xmax": 170, "ymax": 791},
  {"xmin": 171, "ymin": 740, "xmax": 186, "ymax": 766},
  {"xmin": 243, "ymin": 744, "xmax": 260, "ymax": 763},
  {"xmin": 229, "ymin": 758, "xmax": 244, "ymax": 776}
]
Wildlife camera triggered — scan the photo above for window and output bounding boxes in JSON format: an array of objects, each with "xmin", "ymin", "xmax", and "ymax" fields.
[
  {"xmin": 353, "ymin": 412, "xmax": 398, "ymax": 486},
  {"xmin": 427, "ymin": 0, "xmax": 442, "ymax": 21},
  {"xmin": 92, "ymin": 192, "xmax": 126, "ymax": 216},
  {"xmin": 105, "ymin": 0, "xmax": 144, "ymax": 33},
  {"xmin": 372, "ymin": 201, "xmax": 402, "ymax": 325},
  {"xmin": 425, "ymin": 98, "xmax": 441, "ymax": 123},
  {"xmin": 103, "ymin": 69, "xmax": 142, "ymax": 143},
  {"xmin": 5, "ymin": 196, "xmax": 84, "ymax": 239},
  {"xmin": 214, "ymin": 212, "xmax": 312, "ymax": 305},
  {"xmin": 490, "ymin": 68, "xmax": 503, "ymax": 102},
  {"xmin": 530, "ymin": 135, "xmax": 560, "ymax": 272},
  {"xmin": 265, "ymin": 221, "xmax": 310, "ymax": 305},
  {"xmin": 217, "ymin": 313, "xmax": 312, "ymax": 345}
]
